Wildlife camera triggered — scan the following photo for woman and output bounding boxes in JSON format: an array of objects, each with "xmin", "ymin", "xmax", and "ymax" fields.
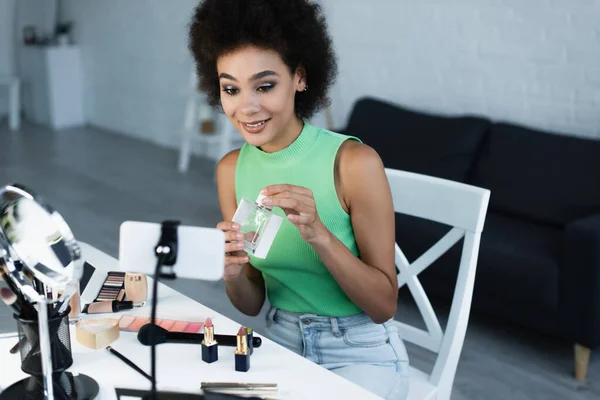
[{"xmin": 189, "ymin": 1, "xmax": 409, "ymax": 398}]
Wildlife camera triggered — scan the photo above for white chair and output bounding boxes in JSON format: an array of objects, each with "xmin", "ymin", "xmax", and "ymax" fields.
[
  {"xmin": 0, "ymin": 76, "xmax": 21, "ymax": 131},
  {"xmin": 386, "ymin": 168, "xmax": 490, "ymax": 400},
  {"xmin": 178, "ymin": 71, "xmax": 236, "ymax": 174}
]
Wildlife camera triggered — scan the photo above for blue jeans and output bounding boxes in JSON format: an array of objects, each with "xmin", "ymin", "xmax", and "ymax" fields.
[{"xmin": 265, "ymin": 306, "xmax": 410, "ymax": 399}]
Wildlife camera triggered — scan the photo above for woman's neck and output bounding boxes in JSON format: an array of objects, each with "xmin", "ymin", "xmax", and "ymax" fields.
[{"xmin": 259, "ymin": 116, "xmax": 305, "ymax": 153}]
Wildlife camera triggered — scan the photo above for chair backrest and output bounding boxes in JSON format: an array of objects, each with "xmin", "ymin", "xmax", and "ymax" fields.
[{"xmin": 386, "ymin": 168, "xmax": 490, "ymax": 398}]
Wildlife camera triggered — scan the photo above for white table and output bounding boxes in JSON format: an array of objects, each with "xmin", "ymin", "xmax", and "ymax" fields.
[{"xmin": 0, "ymin": 242, "xmax": 380, "ymax": 399}]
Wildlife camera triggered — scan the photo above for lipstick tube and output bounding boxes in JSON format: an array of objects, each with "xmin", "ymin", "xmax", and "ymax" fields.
[
  {"xmin": 234, "ymin": 326, "xmax": 250, "ymax": 372},
  {"xmin": 247, "ymin": 328, "xmax": 254, "ymax": 355},
  {"xmin": 201, "ymin": 318, "xmax": 218, "ymax": 363}
]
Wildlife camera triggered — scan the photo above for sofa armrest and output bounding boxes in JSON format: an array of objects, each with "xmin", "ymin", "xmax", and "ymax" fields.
[{"xmin": 562, "ymin": 213, "xmax": 600, "ymax": 348}]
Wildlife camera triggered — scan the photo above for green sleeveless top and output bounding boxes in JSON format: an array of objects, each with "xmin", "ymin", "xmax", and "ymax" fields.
[{"xmin": 235, "ymin": 121, "xmax": 363, "ymax": 316}]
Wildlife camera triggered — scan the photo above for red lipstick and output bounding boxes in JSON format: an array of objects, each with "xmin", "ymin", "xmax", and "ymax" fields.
[
  {"xmin": 234, "ymin": 325, "xmax": 250, "ymax": 372},
  {"xmin": 201, "ymin": 317, "xmax": 218, "ymax": 363}
]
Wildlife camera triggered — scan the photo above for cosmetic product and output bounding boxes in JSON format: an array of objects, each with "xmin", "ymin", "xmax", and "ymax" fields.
[
  {"xmin": 68, "ymin": 282, "xmax": 81, "ymax": 324},
  {"xmin": 0, "ymin": 285, "xmax": 40, "ymax": 321},
  {"xmin": 201, "ymin": 382, "xmax": 278, "ymax": 397},
  {"xmin": 75, "ymin": 318, "xmax": 120, "ymax": 350},
  {"xmin": 247, "ymin": 327, "xmax": 254, "ymax": 355},
  {"xmin": 0, "ymin": 269, "xmax": 36, "ymax": 319},
  {"xmin": 232, "ymin": 194, "xmax": 283, "ymax": 259},
  {"xmin": 82, "ymin": 300, "xmax": 143, "ymax": 314},
  {"xmin": 119, "ymin": 315, "xmax": 204, "ymax": 333},
  {"xmin": 94, "ymin": 271, "xmax": 127, "ymax": 302},
  {"xmin": 114, "ymin": 388, "xmax": 209, "ymax": 399},
  {"xmin": 201, "ymin": 317, "xmax": 218, "ymax": 364},
  {"xmin": 234, "ymin": 326, "xmax": 250, "ymax": 372},
  {"xmin": 9, "ymin": 337, "xmax": 25, "ymax": 354},
  {"xmin": 0, "ymin": 286, "xmax": 24, "ymax": 316},
  {"xmin": 106, "ymin": 346, "xmax": 152, "ymax": 382},
  {"xmin": 136, "ymin": 323, "xmax": 262, "ymax": 349},
  {"xmin": 124, "ymin": 272, "xmax": 148, "ymax": 303}
]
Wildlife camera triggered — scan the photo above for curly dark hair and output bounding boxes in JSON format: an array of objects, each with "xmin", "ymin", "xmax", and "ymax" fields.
[{"xmin": 188, "ymin": 0, "xmax": 337, "ymax": 120}]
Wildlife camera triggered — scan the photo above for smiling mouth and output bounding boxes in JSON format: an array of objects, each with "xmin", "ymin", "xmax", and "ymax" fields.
[{"xmin": 243, "ymin": 119, "xmax": 269, "ymax": 128}]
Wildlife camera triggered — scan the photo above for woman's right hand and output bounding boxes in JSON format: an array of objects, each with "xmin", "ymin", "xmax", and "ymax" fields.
[{"xmin": 216, "ymin": 221, "xmax": 250, "ymax": 281}]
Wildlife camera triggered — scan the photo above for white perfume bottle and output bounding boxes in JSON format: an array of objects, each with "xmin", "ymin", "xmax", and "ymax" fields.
[{"xmin": 232, "ymin": 194, "xmax": 283, "ymax": 259}]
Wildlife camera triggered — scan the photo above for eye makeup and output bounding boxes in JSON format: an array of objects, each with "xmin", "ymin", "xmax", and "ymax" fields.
[
  {"xmin": 94, "ymin": 271, "xmax": 126, "ymax": 302},
  {"xmin": 257, "ymin": 82, "xmax": 276, "ymax": 92}
]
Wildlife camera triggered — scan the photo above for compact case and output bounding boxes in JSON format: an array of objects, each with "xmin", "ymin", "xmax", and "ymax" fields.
[
  {"xmin": 76, "ymin": 318, "xmax": 120, "ymax": 350},
  {"xmin": 94, "ymin": 271, "xmax": 127, "ymax": 302},
  {"xmin": 93, "ymin": 271, "xmax": 148, "ymax": 304}
]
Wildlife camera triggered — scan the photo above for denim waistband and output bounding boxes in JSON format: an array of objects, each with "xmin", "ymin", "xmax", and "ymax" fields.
[{"xmin": 267, "ymin": 306, "xmax": 383, "ymax": 331}]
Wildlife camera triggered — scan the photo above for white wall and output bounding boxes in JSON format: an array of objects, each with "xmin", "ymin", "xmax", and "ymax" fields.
[
  {"xmin": 324, "ymin": 0, "xmax": 600, "ymax": 138},
  {"xmin": 0, "ymin": 0, "xmax": 16, "ymax": 119},
  {"xmin": 15, "ymin": 0, "xmax": 56, "ymax": 40},
  {"xmin": 59, "ymin": 0, "xmax": 198, "ymax": 149},
  {"xmin": 0, "ymin": 0, "xmax": 16, "ymax": 76},
  {"xmin": 2, "ymin": 0, "xmax": 58, "ymax": 124},
  {"xmin": 60, "ymin": 0, "xmax": 600, "ymax": 149},
  {"xmin": 60, "ymin": 0, "xmax": 327, "ymax": 153}
]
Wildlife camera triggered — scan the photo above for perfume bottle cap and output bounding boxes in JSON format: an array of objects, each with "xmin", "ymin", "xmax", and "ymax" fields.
[{"xmin": 256, "ymin": 193, "xmax": 272, "ymax": 210}]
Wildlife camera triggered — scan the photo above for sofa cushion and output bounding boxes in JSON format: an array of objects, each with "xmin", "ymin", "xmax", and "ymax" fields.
[
  {"xmin": 472, "ymin": 123, "xmax": 600, "ymax": 226},
  {"xmin": 342, "ymin": 97, "xmax": 490, "ymax": 183},
  {"xmin": 476, "ymin": 212, "xmax": 563, "ymax": 313},
  {"xmin": 395, "ymin": 211, "xmax": 562, "ymax": 313}
]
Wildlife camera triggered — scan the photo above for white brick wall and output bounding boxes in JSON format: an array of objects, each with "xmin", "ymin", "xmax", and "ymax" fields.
[
  {"xmin": 59, "ymin": 0, "xmax": 600, "ymax": 148},
  {"xmin": 324, "ymin": 0, "xmax": 600, "ymax": 138}
]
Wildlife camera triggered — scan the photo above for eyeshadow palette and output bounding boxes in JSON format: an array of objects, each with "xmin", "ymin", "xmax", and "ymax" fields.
[
  {"xmin": 118, "ymin": 315, "xmax": 205, "ymax": 333},
  {"xmin": 94, "ymin": 271, "xmax": 127, "ymax": 302}
]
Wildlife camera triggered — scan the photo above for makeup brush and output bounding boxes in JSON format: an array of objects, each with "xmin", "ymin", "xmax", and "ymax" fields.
[
  {"xmin": 9, "ymin": 338, "xmax": 25, "ymax": 354},
  {"xmin": 0, "ymin": 265, "xmax": 37, "ymax": 319},
  {"xmin": 106, "ymin": 346, "xmax": 152, "ymax": 382},
  {"xmin": 1, "ymin": 287, "xmax": 27, "ymax": 317},
  {"xmin": 1, "ymin": 287, "xmax": 29, "ymax": 355},
  {"xmin": 137, "ymin": 324, "xmax": 262, "ymax": 348}
]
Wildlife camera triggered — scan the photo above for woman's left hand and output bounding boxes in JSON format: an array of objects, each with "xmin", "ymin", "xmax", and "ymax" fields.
[{"xmin": 260, "ymin": 184, "xmax": 329, "ymax": 244}]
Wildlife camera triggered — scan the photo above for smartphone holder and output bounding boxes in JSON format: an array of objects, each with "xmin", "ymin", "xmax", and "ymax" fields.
[{"xmin": 116, "ymin": 220, "xmax": 225, "ymax": 400}]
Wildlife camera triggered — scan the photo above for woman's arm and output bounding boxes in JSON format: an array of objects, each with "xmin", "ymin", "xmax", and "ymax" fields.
[
  {"xmin": 216, "ymin": 150, "xmax": 266, "ymax": 316},
  {"xmin": 261, "ymin": 141, "xmax": 397, "ymax": 323},
  {"xmin": 312, "ymin": 141, "xmax": 398, "ymax": 322}
]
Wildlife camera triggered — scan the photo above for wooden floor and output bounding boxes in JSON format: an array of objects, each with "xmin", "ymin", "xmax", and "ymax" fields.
[{"xmin": 0, "ymin": 122, "xmax": 598, "ymax": 399}]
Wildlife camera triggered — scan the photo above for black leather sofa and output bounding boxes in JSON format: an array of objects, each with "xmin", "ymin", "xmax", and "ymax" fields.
[{"xmin": 339, "ymin": 97, "xmax": 600, "ymax": 380}]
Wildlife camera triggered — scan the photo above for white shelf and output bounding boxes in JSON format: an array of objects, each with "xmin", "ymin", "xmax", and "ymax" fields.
[{"xmin": 19, "ymin": 45, "xmax": 85, "ymax": 130}]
